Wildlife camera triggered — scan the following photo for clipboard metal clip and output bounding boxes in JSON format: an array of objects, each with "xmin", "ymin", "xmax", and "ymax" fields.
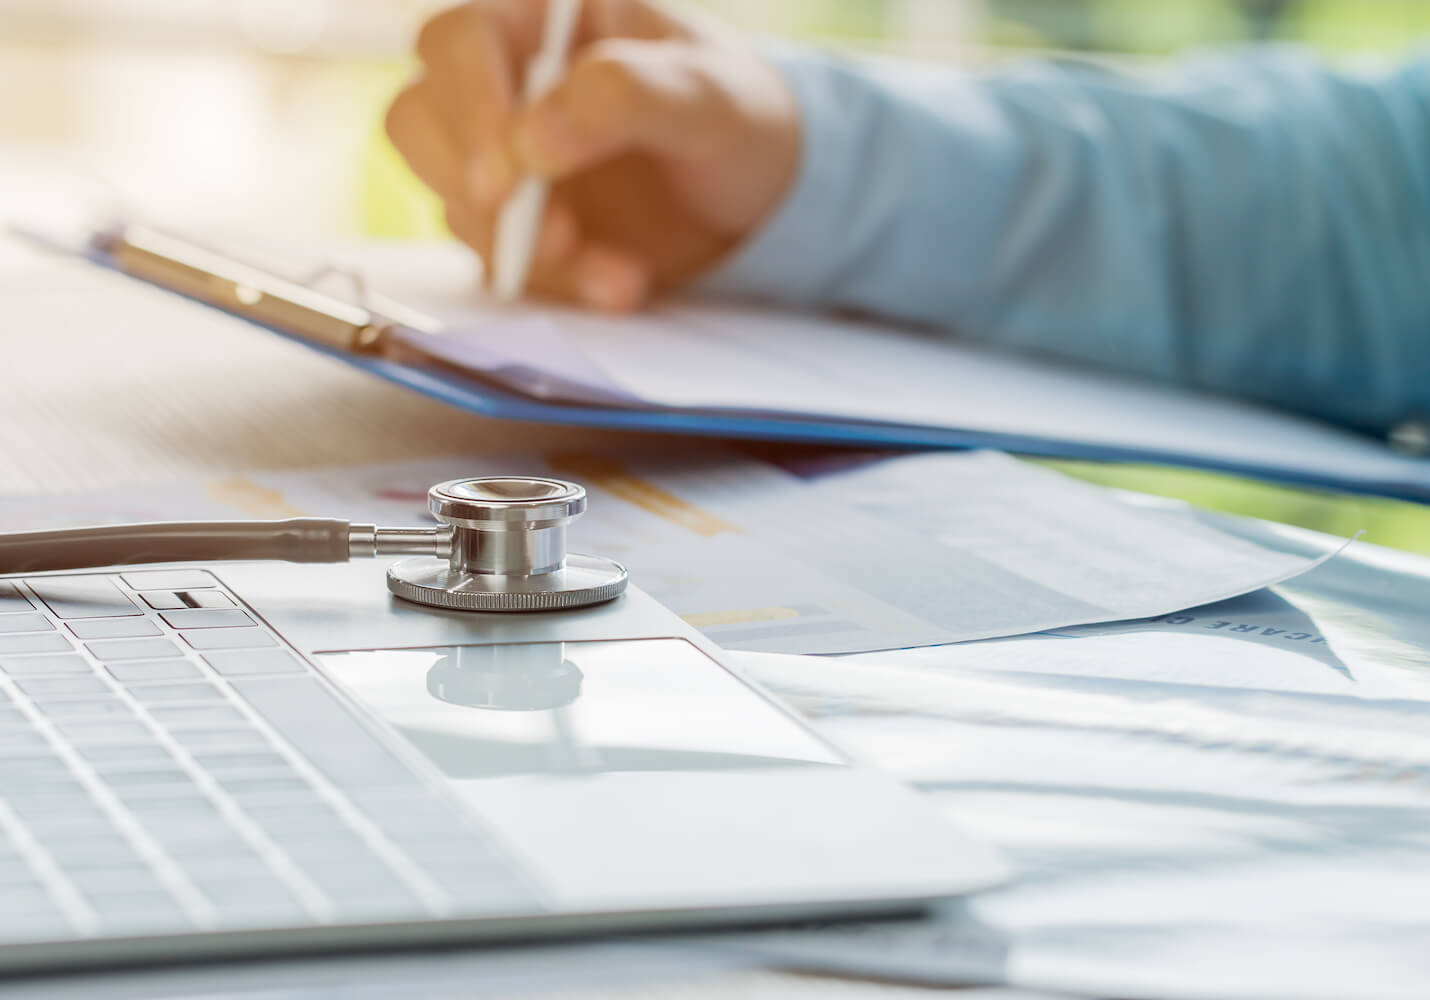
[{"xmin": 91, "ymin": 224, "xmax": 440, "ymax": 354}]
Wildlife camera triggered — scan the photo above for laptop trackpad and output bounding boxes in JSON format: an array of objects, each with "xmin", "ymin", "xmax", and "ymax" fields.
[{"xmin": 318, "ymin": 639, "xmax": 954, "ymax": 909}]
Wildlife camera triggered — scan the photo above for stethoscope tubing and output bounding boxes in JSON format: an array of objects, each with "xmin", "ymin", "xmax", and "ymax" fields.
[{"xmin": 0, "ymin": 518, "xmax": 355, "ymax": 574}]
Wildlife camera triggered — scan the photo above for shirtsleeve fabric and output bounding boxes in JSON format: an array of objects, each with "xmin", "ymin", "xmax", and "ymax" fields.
[{"xmin": 703, "ymin": 45, "xmax": 1430, "ymax": 435}]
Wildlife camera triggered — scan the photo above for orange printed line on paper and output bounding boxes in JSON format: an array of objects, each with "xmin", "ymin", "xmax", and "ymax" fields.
[
  {"xmin": 547, "ymin": 453, "xmax": 739, "ymax": 537},
  {"xmin": 682, "ymin": 607, "xmax": 800, "ymax": 628},
  {"xmin": 206, "ymin": 478, "xmax": 307, "ymax": 519}
]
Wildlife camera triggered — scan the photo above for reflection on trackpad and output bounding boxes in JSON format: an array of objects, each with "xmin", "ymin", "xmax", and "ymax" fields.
[{"xmin": 317, "ymin": 638, "xmax": 840, "ymax": 782}]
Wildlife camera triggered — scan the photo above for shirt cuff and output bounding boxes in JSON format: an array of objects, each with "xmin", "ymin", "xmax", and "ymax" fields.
[{"xmin": 697, "ymin": 46, "xmax": 864, "ymax": 305}]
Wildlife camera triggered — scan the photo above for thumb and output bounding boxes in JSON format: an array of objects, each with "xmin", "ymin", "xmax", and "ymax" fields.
[{"xmin": 513, "ymin": 39, "xmax": 736, "ymax": 178}]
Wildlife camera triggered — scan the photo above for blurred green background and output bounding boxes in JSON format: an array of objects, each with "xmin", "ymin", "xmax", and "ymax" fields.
[{"xmin": 5, "ymin": 0, "xmax": 1429, "ymax": 551}]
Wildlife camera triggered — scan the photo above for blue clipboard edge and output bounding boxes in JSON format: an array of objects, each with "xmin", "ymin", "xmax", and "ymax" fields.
[{"xmin": 83, "ymin": 247, "xmax": 1428, "ymax": 506}]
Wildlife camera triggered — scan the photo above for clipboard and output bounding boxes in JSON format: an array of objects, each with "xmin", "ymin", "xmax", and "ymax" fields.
[{"xmin": 87, "ymin": 224, "xmax": 1430, "ymax": 505}]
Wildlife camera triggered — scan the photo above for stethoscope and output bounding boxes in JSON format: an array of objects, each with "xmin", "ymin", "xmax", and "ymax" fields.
[{"xmin": 0, "ymin": 476, "xmax": 628, "ymax": 613}]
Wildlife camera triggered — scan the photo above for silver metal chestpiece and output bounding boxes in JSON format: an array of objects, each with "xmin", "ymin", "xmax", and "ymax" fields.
[{"xmin": 385, "ymin": 476, "xmax": 628, "ymax": 613}]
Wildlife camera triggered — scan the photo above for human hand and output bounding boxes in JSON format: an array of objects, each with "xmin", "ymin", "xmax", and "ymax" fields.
[{"xmin": 385, "ymin": 0, "xmax": 801, "ymax": 312}]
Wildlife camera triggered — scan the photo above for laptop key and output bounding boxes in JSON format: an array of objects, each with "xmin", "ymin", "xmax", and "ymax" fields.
[
  {"xmin": 0, "ymin": 916, "xmax": 78, "ymax": 942},
  {"xmin": 181, "ymin": 591, "xmax": 234, "ymax": 609},
  {"xmin": 242, "ymin": 801, "xmax": 345, "ymax": 833},
  {"xmin": 111, "ymin": 780, "xmax": 203, "ymax": 802},
  {"xmin": 86, "ymin": 637, "xmax": 182, "ymax": 662},
  {"xmin": 69, "ymin": 618, "xmax": 162, "ymax": 640},
  {"xmin": 128, "ymin": 797, "xmax": 224, "ymax": 826},
  {"xmin": 54, "ymin": 720, "xmax": 155, "ymax": 746},
  {"xmin": 0, "ymin": 758, "xmax": 70, "ymax": 786},
  {"xmin": 3, "ymin": 886, "xmax": 67, "ymax": 915},
  {"xmin": 189, "ymin": 749, "xmax": 290, "ymax": 772},
  {"xmin": 0, "ymin": 633, "xmax": 73, "ymax": 655},
  {"xmin": 202, "ymin": 650, "xmax": 304, "ymax": 677},
  {"xmin": 87, "ymin": 891, "xmax": 190, "ymax": 930},
  {"xmin": 170, "ymin": 727, "xmax": 270, "ymax": 751},
  {"xmin": 26, "ymin": 578, "xmax": 139, "ymax": 619},
  {"xmin": 0, "ymin": 866, "xmax": 42, "ymax": 890},
  {"xmin": 160, "ymin": 609, "xmax": 254, "ymax": 630},
  {"xmin": 0, "ymin": 613, "xmax": 54, "ymax": 635},
  {"xmin": 121, "ymin": 571, "xmax": 216, "ymax": 591},
  {"xmin": 13, "ymin": 803, "xmax": 112, "ymax": 834},
  {"xmin": 0, "ymin": 583, "xmax": 33, "ymax": 613},
  {"xmin": 228, "ymin": 677, "xmax": 415, "ymax": 789},
  {"xmin": 45, "ymin": 838, "xmax": 145, "ymax": 868},
  {"xmin": 69, "ymin": 867, "xmax": 166, "ymax": 895},
  {"xmin": 126, "ymin": 682, "xmax": 224, "ymax": 703},
  {"xmin": 179, "ymin": 843, "xmax": 266, "ymax": 871},
  {"xmin": 38, "ymin": 698, "xmax": 134, "ymax": 719},
  {"xmin": 0, "ymin": 729, "xmax": 47, "ymax": 749},
  {"xmin": 79, "ymin": 744, "xmax": 175, "ymax": 767},
  {"xmin": 145, "ymin": 823, "xmax": 245, "ymax": 853},
  {"xmin": 182, "ymin": 628, "xmax": 277, "ymax": 651},
  {"xmin": 17, "ymin": 676, "xmax": 109, "ymax": 698},
  {"xmin": 100, "ymin": 766, "xmax": 194, "ymax": 788},
  {"xmin": 302, "ymin": 860, "xmax": 415, "ymax": 902},
  {"xmin": 213, "ymin": 775, "xmax": 314, "ymax": 799},
  {"xmin": 1, "ymin": 655, "xmax": 92, "ymax": 677},
  {"xmin": 191, "ymin": 875, "xmax": 296, "ymax": 907},
  {"xmin": 9, "ymin": 790, "xmax": 107, "ymax": 817},
  {"xmin": 148, "ymin": 704, "xmax": 245, "ymax": 726},
  {"xmin": 107, "ymin": 660, "xmax": 200, "ymax": 683},
  {"xmin": 271, "ymin": 828, "xmax": 371, "ymax": 856},
  {"xmin": 140, "ymin": 592, "xmax": 186, "ymax": 611}
]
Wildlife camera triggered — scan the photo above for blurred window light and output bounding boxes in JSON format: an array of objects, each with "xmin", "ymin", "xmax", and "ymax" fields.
[
  {"xmin": 1, "ymin": 0, "xmax": 1423, "ymax": 57},
  {"xmin": 233, "ymin": 0, "xmax": 334, "ymax": 55},
  {"xmin": 2, "ymin": 0, "xmax": 1422, "ymax": 238}
]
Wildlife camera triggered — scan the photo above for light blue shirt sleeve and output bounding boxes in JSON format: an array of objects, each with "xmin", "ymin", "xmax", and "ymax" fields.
[{"xmin": 703, "ymin": 45, "xmax": 1430, "ymax": 435}]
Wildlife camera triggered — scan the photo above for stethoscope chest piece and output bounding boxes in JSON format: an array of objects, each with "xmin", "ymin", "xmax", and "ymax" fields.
[{"xmin": 386, "ymin": 476, "xmax": 628, "ymax": 612}]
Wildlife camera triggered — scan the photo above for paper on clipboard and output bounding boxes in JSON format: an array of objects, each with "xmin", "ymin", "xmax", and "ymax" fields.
[
  {"xmin": 391, "ymin": 315, "xmax": 643, "ymax": 407},
  {"xmin": 347, "ymin": 239, "xmax": 1430, "ymax": 500},
  {"xmin": 47, "ymin": 227, "xmax": 1430, "ymax": 501}
]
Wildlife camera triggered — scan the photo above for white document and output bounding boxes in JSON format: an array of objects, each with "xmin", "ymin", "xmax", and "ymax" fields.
[
  {"xmin": 723, "ymin": 530, "xmax": 1430, "ymax": 999},
  {"xmin": 0, "ymin": 450, "xmax": 1334, "ymax": 653},
  {"xmin": 732, "ymin": 651, "xmax": 1430, "ymax": 1000},
  {"xmin": 343, "ymin": 238, "xmax": 1430, "ymax": 500}
]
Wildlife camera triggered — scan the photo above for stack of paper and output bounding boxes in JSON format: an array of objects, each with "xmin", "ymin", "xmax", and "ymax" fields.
[
  {"xmin": 722, "ymin": 516, "xmax": 1430, "ymax": 999},
  {"xmin": 0, "ymin": 448, "xmax": 1338, "ymax": 653}
]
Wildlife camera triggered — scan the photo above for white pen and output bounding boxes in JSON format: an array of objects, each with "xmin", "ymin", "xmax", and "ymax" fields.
[{"xmin": 490, "ymin": 0, "xmax": 583, "ymax": 302}]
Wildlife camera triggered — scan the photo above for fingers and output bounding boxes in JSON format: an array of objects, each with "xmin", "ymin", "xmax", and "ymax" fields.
[
  {"xmin": 385, "ymin": 79, "xmax": 466, "ymax": 203},
  {"xmin": 418, "ymin": 8, "xmax": 514, "ymax": 166},
  {"xmin": 514, "ymin": 39, "xmax": 736, "ymax": 180},
  {"xmin": 407, "ymin": 0, "xmax": 685, "ymax": 209},
  {"xmin": 583, "ymin": 0, "xmax": 690, "ymax": 42},
  {"xmin": 445, "ymin": 197, "xmax": 652, "ymax": 312},
  {"xmin": 568, "ymin": 245, "xmax": 651, "ymax": 312},
  {"xmin": 527, "ymin": 202, "xmax": 652, "ymax": 312},
  {"xmin": 390, "ymin": 0, "xmax": 688, "ymax": 308},
  {"xmin": 412, "ymin": 3, "xmax": 527, "ymax": 206}
]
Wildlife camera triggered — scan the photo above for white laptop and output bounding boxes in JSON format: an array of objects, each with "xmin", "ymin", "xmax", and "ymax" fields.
[{"xmin": 0, "ymin": 559, "xmax": 1004, "ymax": 976}]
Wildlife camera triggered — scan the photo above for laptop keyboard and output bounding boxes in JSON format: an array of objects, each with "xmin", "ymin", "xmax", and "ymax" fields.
[{"xmin": 0, "ymin": 572, "xmax": 542, "ymax": 945}]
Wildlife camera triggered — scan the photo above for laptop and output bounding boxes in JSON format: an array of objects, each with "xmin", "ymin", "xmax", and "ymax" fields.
[{"xmin": 0, "ymin": 558, "xmax": 1004, "ymax": 976}]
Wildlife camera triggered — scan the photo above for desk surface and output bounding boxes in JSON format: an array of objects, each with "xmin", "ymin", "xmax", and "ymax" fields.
[
  {"xmin": 0, "ymin": 241, "xmax": 1053, "ymax": 999},
  {"xmin": 0, "ymin": 253, "xmax": 658, "ymax": 495}
]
